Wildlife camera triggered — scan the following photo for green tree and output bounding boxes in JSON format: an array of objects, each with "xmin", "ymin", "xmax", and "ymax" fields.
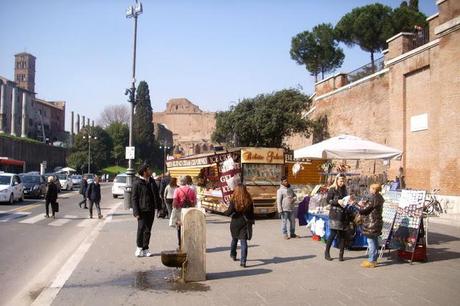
[
  {"xmin": 335, "ymin": 3, "xmax": 394, "ymax": 69},
  {"xmin": 212, "ymin": 89, "xmax": 312, "ymax": 147},
  {"xmin": 67, "ymin": 126, "xmax": 113, "ymax": 173},
  {"xmin": 133, "ymin": 81, "xmax": 162, "ymax": 169},
  {"xmin": 290, "ymin": 23, "xmax": 345, "ymax": 82},
  {"xmin": 105, "ymin": 122, "xmax": 129, "ymax": 166},
  {"xmin": 392, "ymin": 6, "xmax": 427, "ymax": 33}
]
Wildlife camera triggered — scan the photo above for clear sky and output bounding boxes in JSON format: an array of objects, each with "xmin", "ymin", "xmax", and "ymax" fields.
[{"xmin": 0, "ymin": 0, "xmax": 437, "ymax": 130}]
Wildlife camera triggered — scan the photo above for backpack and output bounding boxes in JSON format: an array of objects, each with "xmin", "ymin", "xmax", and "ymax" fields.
[{"xmin": 179, "ymin": 187, "xmax": 193, "ymax": 208}]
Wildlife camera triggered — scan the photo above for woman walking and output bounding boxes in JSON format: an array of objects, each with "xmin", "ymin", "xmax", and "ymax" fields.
[
  {"xmin": 171, "ymin": 176, "xmax": 196, "ymax": 249},
  {"xmin": 45, "ymin": 176, "xmax": 58, "ymax": 219},
  {"xmin": 224, "ymin": 185, "xmax": 255, "ymax": 268},
  {"xmin": 325, "ymin": 174, "xmax": 348, "ymax": 261},
  {"xmin": 358, "ymin": 183, "xmax": 384, "ymax": 268},
  {"xmin": 163, "ymin": 177, "xmax": 178, "ymax": 218}
]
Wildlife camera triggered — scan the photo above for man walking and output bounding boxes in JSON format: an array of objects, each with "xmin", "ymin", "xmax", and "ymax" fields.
[
  {"xmin": 78, "ymin": 175, "xmax": 88, "ymax": 209},
  {"xmin": 276, "ymin": 176, "xmax": 297, "ymax": 239},
  {"xmin": 158, "ymin": 172, "xmax": 171, "ymax": 218},
  {"xmin": 132, "ymin": 164, "xmax": 161, "ymax": 257},
  {"xmin": 86, "ymin": 175, "xmax": 102, "ymax": 219}
]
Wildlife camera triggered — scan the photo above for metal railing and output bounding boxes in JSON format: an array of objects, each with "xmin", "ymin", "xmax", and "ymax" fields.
[{"xmin": 347, "ymin": 56, "xmax": 385, "ymax": 83}]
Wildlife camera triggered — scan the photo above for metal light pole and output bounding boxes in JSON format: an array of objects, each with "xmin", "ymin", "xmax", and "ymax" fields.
[
  {"xmin": 124, "ymin": 0, "xmax": 143, "ymax": 210},
  {"xmin": 159, "ymin": 144, "xmax": 170, "ymax": 174},
  {"xmin": 83, "ymin": 132, "xmax": 97, "ymax": 174}
]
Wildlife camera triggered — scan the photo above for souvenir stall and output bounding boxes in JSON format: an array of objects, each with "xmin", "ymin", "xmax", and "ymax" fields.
[{"xmin": 294, "ymin": 135, "xmax": 403, "ymax": 248}]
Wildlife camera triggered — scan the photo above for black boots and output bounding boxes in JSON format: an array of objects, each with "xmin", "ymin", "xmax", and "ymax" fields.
[{"xmin": 325, "ymin": 251, "xmax": 332, "ymax": 261}]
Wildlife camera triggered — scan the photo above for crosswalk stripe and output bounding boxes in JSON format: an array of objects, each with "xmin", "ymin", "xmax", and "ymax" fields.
[
  {"xmin": 77, "ymin": 219, "xmax": 93, "ymax": 227},
  {"xmin": 20, "ymin": 214, "xmax": 45, "ymax": 224},
  {"xmin": 0, "ymin": 211, "xmax": 31, "ymax": 222},
  {"xmin": 48, "ymin": 218, "xmax": 70, "ymax": 227}
]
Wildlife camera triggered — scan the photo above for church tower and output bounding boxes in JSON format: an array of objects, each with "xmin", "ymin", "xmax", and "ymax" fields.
[{"xmin": 14, "ymin": 52, "xmax": 36, "ymax": 92}]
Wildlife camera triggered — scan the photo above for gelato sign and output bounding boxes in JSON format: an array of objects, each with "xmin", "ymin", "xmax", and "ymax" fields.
[
  {"xmin": 219, "ymin": 156, "xmax": 242, "ymax": 204},
  {"xmin": 241, "ymin": 148, "xmax": 284, "ymax": 164}
]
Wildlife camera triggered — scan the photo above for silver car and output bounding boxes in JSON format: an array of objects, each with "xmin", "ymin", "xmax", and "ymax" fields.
[{"xmin": 111, "ymin": 174, "xmax": 127, "ymax": 198}]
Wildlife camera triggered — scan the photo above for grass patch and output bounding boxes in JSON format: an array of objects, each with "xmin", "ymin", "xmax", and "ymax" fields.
[{"xmin": 103, "ymin": 165, "xmax": 127, "ymax": 176}]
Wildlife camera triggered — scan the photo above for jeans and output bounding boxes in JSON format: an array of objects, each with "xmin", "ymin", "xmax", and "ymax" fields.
[
  {"xmin": 78, "ymin": 195, "xmax": 87, "ymax": 207},
  {"xmin": 88, "ymin": 201, "xmax": 101, "ymax": 217},
  {"xmin": 165, "ymin": 199, "xmax": 173, "ymax": 218},
  {"xmin": 325, "ymin": 229, "xmax": 345, "ymax": 259},
  {"xmin": 367, "ymin": 237, "xmax": 379, "ymax": 262},
  {"xmin": 137, "ymin": 211, "xmax": 155, "ymax": 250},
  {"xmin": 230, "ymin": 238, "xmax": 248, "ymax": 264},
  {"xmin": 280, "ymin": 211, "xmax": 296, "ymax": 236}
]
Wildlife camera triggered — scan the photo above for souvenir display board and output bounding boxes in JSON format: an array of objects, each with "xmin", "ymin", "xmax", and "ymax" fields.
[{"xmin": 390, "ymin": 190, "xmax": 426, "ymax": 253}]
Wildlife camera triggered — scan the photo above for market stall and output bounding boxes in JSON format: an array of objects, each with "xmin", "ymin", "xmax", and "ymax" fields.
[{"xmin": 293, "ymin": 134, "xmax": 403, "ymax": 248}]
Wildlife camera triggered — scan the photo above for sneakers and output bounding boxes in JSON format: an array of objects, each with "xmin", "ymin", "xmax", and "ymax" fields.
[
  {"xmin": 360, "ymin": 260, "xmax": 377, "ymax": 268},
  {"xmin": 44, "ymin": 214, "xmax": 49, "ymax": 218},
  {"xmin": 143, "ymin": 249, "xmax": 153, "ymax": 257},
  {"xmin": 230, "ymin": 255, "xmax": 237, "ymax": 261},
  {"xmin": 290, "ymin": 234, "xmax": 298, "ymax": 238},
  {"xmin": 98, "ymin": 214, "xmax": 103, "ymax": 219},
  {"xmin": 135, "ymin": 247, "xmax": 144, "ymax": 257}
]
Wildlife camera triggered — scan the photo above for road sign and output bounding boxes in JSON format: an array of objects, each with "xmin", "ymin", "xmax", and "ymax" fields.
[{"xmin": 125, "ymin": 146, "xmax": 135, "ymax": 160}]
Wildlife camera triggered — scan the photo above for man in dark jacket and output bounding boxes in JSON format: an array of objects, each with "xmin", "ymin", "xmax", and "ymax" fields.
[
  {"xmin": 158, "ymin": 172, "xmax": 171, "ymax": 218},
  {"xmin": 45, "ymin": 176, "xmax": 59, "ymax": 219},
  {"xmin": 132, "ymin": 164, "xmax": 161, "ymax": 257},
  {"xmin": 86, "ymin": 175, "xmax": 102, "ymax": 219},
  {"xmin": 78, "ymin": 176, "xmax": 88, "ymax": 209}
]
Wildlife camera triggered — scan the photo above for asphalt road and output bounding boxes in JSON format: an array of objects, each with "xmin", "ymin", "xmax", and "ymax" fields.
[{"xmin": 0, "ymin": 184, "xmax": 119, "ymax": 306}]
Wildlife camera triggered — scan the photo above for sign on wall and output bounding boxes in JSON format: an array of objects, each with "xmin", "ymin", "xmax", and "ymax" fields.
[
  {"xmin": 241, "ymin": 148, "xmax": 284, "ymax": 164},
  {"xmin": 410, "ymin": 113, "xmax": 428, "ymax": 132}
]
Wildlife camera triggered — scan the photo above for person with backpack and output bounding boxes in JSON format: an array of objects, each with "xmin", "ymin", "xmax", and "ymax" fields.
[{"xmin": 171, "ymin": 176, "xmax": 196, "ymax": 248}]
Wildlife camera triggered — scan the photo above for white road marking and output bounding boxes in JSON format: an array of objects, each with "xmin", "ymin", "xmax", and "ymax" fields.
[
  {"xmin": 48, "ymin": 218, "xmax": 70, "ymax": 227},
  {"xmin": 63, "ymin": 215, "xmax": 78, "ymax": 219},
  {"xmin": 0, "ymin": 211, "xmax": 31, "ymax": 222},
  {"xmin": 32, "ymin": 202, "xmax": 122, "ymax": 306},
  {"xmin": 76, "ymin": 219, "xmax": 93, "ymax": 227},
  {"xmin": 20, "ymin": 214, "xmax": 46, "ymax": 224}
]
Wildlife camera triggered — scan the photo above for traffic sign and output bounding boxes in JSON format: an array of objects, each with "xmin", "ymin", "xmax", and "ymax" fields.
[{"xmin": 125, "ymin": 146, "xmax": 135, "ymax": 160}]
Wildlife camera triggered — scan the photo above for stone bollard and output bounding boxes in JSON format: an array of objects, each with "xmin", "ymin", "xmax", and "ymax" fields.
[{"xmin": 181, "ymin": 208, "xmax": 206, "ymax": 282}]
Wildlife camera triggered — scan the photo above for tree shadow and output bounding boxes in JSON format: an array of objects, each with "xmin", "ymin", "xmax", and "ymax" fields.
[
  {"xmin": 207, "ymin": 268, "xmax": 272, "ymax": 280},
  {"xmin": 427, "ymin": 232, "xmax": 460, "ymax": 245},
  {"xmin": 247, "ymin": 255, "xmax": 316, "ymax": 267}
]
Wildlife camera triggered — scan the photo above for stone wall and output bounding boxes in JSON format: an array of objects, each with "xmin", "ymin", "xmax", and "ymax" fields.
[{"xmin": 0, "ymin": 136, "xmax": 67, "ymax": 172}]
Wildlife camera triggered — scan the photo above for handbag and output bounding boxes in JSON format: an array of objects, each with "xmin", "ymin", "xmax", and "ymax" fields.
[
  {"xmin": 53, "ymin": 202, "xmax": 59, "ymax": 213},
  {"xmin": 243, "ymin": 214, "xmax": 254, "ymax": 240}
]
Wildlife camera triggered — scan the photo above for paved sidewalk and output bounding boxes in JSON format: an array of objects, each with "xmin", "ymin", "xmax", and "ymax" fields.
[{"xmin": 51, "ymin": 208, "xmax": 460, "ymax": 306}]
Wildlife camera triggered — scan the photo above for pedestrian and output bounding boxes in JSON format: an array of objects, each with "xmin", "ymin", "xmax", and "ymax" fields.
[
  {"xmin": 78, "ymin": 175, "xmax": 88, "ymax": 209},
  {"xmin": 185, "ymin": 175, "xmax": 199, "ymax": 207},
  {"xmin": 358, "ymin": 183, "xmax": 384, "ymax": 268},
  {"xmin": 163, "ymin": 177, "xmax": 177, "ymax": 218},
  {"xmin": 86, "ymin": 175, "xmax": 103, "ymax": 219},
  {"xmin": 45, "ymin": 176, "xmax": 58, "ymax": 219},
  {"xmin": 325, "ymin": 173, "xmax": 348, "ymax": 261},
  {"xmin": 224, "ymin": 184, "xmax": 255, "ymax": 268},
  {"xmin": 276, "ymin": 176, "xmax": 297, "ymax": 240},
  {"xmin": 171, "ymin": 176, "xmax": 196, "ymax": 249},
  {"xmin": 132, "ymin": 164, "xmax": 161, "ymax": 257}
]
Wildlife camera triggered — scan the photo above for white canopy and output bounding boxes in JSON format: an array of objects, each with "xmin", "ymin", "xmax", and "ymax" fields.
[
  {"xmin": 293, "ymin": 134, "xmax": 402, "ymax": 160},
  {"xmin": 56, "ymin": 167, "xmax": 77, "ymax": 173}
]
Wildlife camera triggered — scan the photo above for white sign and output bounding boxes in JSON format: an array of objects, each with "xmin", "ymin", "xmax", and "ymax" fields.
[
  {"xmin": 410, "ymin": 113, "xmax": 428, "ymax": 132},
  {"xmin": 125, "ymin": 146, "xmax": 135, "ymax": 160}
]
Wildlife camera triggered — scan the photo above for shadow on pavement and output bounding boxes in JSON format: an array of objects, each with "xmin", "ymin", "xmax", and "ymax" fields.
[
  {"xmin": 427, "ymin": 232, "xmax": 460, "ymax": 245},
  {"xmin": 247, "ymin": 255, "xmax": 316, "ymax": 267},
  {"xmin": 207, "ymin": 245, "xmax": 260, "ymax": 254},
  {"xmin": 207, "ymin": 268, "xmax": 272, "ymax": 280}
]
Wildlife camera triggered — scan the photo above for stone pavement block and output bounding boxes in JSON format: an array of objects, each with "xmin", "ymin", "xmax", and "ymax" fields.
[{"xmin": 51, "ymin": 210, "xmax": 460, "ymax": 306}]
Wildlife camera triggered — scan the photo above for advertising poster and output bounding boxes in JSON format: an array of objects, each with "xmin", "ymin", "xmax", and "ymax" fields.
[{"xmin": 219, "ymin": 155, "xmax": 241, "ymax": 204}]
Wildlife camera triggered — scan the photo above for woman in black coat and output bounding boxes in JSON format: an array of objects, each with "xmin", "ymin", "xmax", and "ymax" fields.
[
  {"xmin": 224, "ymin": 185, "xmax": 255, "ymax": 268},
  {"xmin": 45, "ymin": 176, "xmax": 58, "ymax": 219},
  {"xmin": 325, "ymin": 174, "xmax": 348, "ymax": 261}
]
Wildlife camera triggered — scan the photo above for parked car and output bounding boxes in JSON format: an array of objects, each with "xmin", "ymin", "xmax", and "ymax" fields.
[
  {"xmin": 71, "ymin": 175, "xmax": 82, "ymax": 190},
  {"xmin": 19, "ymin": 174, "xmax": 47, "ymax": 198},
  {"xmin": 112, "ymin": 173, "xmax": 127, "ymax": 198},
  {"xmin": 43, "ymin": 173, "xmax": 62, "ymax": 192},
  {"xmin": 83, "ymin": 173, "xmax": 95, "ymax": 184},
  {"xmin": 0, "ymin": 172, "xmax": 24, "ymax": 204},
  {"xmin": 56, "ymin": 173, "xmax": 73, "ymax": 191}
]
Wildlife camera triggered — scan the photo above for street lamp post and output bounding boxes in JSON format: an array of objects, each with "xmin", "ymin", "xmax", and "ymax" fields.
[
  {"xmin": 83, "ymin": 132, "xmax": 97, "ymax": 174},
  {"xmin": 124, "ymin": 0, "xmax": 143, "ymax": 210},
  {"xmin": 159, "ymin": 144, "xmax": 170, "ymax": 174}
]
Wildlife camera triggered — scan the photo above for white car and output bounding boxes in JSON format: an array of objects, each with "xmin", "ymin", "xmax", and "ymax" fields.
[
  {"xmin": 57, "ymin": 173, "xmax": 74, "ymax": 191},
  {"xmin": 0, "ymin": 172, "xmax": 24, "ymax": 204},
  {"xmin": 112, "ymin": 174, "xmax": 127, "ymax": 198}
]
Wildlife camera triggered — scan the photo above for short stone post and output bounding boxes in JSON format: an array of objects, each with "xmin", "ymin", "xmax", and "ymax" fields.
[{"xmin": 181, "ymin": 208, "xmax": 206, "ymax": 282}]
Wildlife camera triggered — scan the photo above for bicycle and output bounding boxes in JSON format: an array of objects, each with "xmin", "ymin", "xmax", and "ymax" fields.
[{"xmin": 423, "ymin": 189, "xmax": 443, "ymax": 216}]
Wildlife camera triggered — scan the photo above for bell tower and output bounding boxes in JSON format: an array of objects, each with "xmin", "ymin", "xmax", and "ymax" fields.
[{"xmin": 14, "ymin": 52, "xmax": 36, "ymax": 92}]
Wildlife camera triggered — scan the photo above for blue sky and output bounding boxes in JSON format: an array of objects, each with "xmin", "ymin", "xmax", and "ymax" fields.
[{"xmin": 0, "ymin": 1, "xmax": 437, "ymax": 130}]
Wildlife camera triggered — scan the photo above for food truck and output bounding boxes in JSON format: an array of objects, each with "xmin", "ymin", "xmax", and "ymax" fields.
[{"xmin": 166, "ymin": 147, "xmax": 285, "ymax": 216}]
